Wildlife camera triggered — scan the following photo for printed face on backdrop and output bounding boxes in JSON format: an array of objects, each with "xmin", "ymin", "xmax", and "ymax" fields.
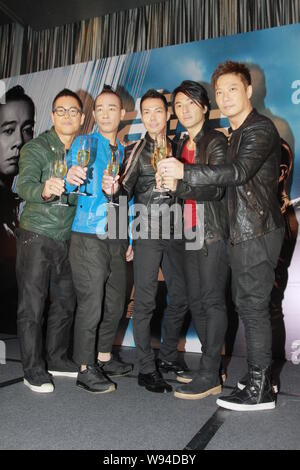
[
  {"xmin": 52, "ymin": 96, "xmax": 84, "ymax": 140},
  {"xmin": 141, "ymin": 97, "xmax": 169, "ymax": 138},
  {"xmin": 0, "ymin": 100, "xmax": 34, "ymax": 177},
  {"xmin": 174, "ymin": 91, "xmax": 207, "ymax": 133},
  {"xmin": 215, "ymin": 73, "xmax": 252, "ymax": 126},
  {"xmin": 93, "ymin": 92, "xmax": 125, "ymax": 139}
]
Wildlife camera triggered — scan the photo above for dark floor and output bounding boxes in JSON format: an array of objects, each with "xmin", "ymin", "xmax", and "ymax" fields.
[{"xmin": 0, "ymin": 334, "xmax": 300, "ymax": 450}]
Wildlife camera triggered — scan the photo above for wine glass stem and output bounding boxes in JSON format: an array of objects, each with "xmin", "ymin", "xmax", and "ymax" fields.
[
  {"xmin": 59, "ymin": 177, "xmax": 64, "ymax": 203},
  {"xmin": 84, "ymin": 166, "xmax": 89, "ymax": 194},
  {"xmin": 111, "ymin": 181, "xmax": 114, "ymax": 204}
]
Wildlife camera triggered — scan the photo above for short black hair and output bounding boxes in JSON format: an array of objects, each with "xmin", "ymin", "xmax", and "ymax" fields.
[
  {"xmin": 211, "ymin": 61, "xmax": 252, "ymax": 89},
  {"xmin": 1, "ymin": 85, "xmax": 35, "ymax": 118},
  {"xmin": 140, "ymin": 89, "xmax": 168, "ymax": 113},
  {"xmin": 172, "ymin": 81, "xmax": 211, "ymax": 119},
  {"xmin": 52, "ymin": 88, "xmax": 83, "ymax": 111},
  {"xmin": 94, "ymin": 85, "xmax": 123, "ymax": 109}
]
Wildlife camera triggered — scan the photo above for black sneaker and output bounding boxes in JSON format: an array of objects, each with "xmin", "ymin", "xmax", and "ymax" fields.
[
  {"xmin": 156, "ymin": 358, "xmax": 192, "ymax": 384},
  {"xmin": 48, "ymin": 359, "xmax": 79, "ymax": 378},
  {"xmin": 174, "ymin": 373, "xmax": 222, "ymax": 400},
  {"xmin": 24, "ymin": 370, "xmax": 54, "ymax": 394},
  {"xmin": 238, "ymin": 373, "xmax": 278, "ymax": 393},
  {"xmin": 76, "ymin": 365, "xmax": 116, "ymax": 394},
  {"xmin": 97, "ymin": 357, "xmax": 133, "ymax": 377},
  {"xmin": 217, "ymin": 365, "xmax": 276, "ymax": 411},
  {"xmin": 138, "ymin": 370, "xmax": 172, "ymax": 393}
]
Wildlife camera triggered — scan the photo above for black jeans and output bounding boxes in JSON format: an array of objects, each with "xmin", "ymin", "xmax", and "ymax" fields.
[
  {"xmin": 133, "ymin": 238, "xmax": 188, "ymax": 373},
  {"xmin": 229, "ymin": 228, "xmax": 285, "ymax": 368},
  {"xmin": 16, "ymin": 228, "xmax": 75, "ymax": 375},
  {"xmin": 69, "ymin": 233, "xmax": 127, "ymax": 365},
  {"xmin": 184, "ymin": 239, "xmax": 229, "ymax": 374}
]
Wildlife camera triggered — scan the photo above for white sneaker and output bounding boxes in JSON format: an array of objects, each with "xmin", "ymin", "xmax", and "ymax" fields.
[
  {"xmin": 23, "ymin": 371, "xmax": 55, "ymax": 393},
  {"xmin": 48, "ymin": 360, "xmax": 79, "ymax": 378},
  {"xmin": 24, "ymin": 378, "xmax": 54, "ymax": 393},
  {"xmin": 48, "ymin": 370, "xmax": 78, "ymax": 378}
]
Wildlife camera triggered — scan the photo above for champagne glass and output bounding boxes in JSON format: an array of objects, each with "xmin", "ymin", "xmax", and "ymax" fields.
[
  {"xmin": 152, "ymin": 134, "xmax": 171, "ymax": 200},
  {"xmin": 106, "ymin": 146, "xmax": 120, "ymax": 207},
  {"xmin": 70, "ymin": 136, "xmax": 92, "ymax": 196},
  {"xmin": 52, "ymin": 149, "xmax": 69, "ymax": 207}
]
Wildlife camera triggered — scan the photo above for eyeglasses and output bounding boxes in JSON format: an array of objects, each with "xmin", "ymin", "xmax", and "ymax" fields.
[{"xmin": 53, "ymin": 106, "xmax": 82, "ymax": 117}]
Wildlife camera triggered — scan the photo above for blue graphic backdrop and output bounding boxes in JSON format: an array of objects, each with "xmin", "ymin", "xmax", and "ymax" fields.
[
  {"xmin": 3, "ymin": 22, "xmax": 300, "ymax": 358},
  {"xmin": 126, "ymin": 23, "xmax": 300, "ymax": 198}
]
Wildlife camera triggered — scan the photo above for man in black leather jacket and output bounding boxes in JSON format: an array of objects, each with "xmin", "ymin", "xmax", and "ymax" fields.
[
  {"xmin": 103, "ymin": 89, "xmax": 189, "ymax": 393},
  {"xmin": 158, "ymin": 62, "xmax": 285, "ymax": 411},
  {"xmin": 162, "ymin": 81, "xmax": 229, "ymax": 401}
]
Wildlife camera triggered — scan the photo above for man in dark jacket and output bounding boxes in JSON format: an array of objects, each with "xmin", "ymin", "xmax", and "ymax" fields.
[
  {"xmin": 158, "ymin": 62, "xmax": 285, "ymax": 411},
  {"xmin": 16, "ymin": 89, "xmax": 85, "ymax": 393},
  {"xmin": 103, "ymin": 89, "xmax": 189, "ymax": 393},
  {"xmin": 164, "ymin": 81, "xmax": 228, "ymax": 401}
]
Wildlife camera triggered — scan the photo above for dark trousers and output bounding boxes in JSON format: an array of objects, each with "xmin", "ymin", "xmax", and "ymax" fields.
[
  {"xmin": 69, "ymin": 233, "xmax": 127, "ymax": 365},
  {"xmin": 16, "ymin": 228, "xmax": 75, "ymax": 375},
  {"xmin": 229, "ymin": 228, "xmax": 285, "ymax": 368},
  {"xmin": 133, "ymin": 238, "xmax": 188, "ymax": 373},
  {"xmin": 184, "ymin": 239, "xmax": 229, "ymax": 374}
]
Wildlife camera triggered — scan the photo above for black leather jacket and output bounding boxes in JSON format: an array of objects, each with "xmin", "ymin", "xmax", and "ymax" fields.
[
  {"xmin": 181, "ymin": 109, "xmax": 284, "ymax": 244},
  {"xmin": 121, "ymin": 133, "xmax": 180, "ymax": 238},
  {"xmin": 174, "ymin": 124, "xmax": 228, "ymax": 243}
]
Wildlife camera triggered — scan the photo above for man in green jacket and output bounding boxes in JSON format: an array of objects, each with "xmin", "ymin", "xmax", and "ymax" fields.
[{"xmin": 16, "ymin": 88, "xmax": 85, "ymax": 393}]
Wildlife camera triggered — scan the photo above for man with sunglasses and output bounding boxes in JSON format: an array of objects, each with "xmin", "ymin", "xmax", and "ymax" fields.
[{"xmin": 16, "ymin": 89, "xmax": 84, "ymax": 393}]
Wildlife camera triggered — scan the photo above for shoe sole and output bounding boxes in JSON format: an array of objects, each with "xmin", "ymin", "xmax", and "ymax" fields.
[
  {"xmin": 48, "ymin": 370, "xmax": 78, "ymax": 378},
  {"xmin": 76, "ymin": 382, "xmax": 116, "ymax": 394},
  {"xmin": 174, "ymin": 385, "xmax": 222, "ymax": 400},
  {"xmin": 237, "ymin": 382, "xmax": 278, "ymax": 394},
  {"xmin": 176, "ymin": 376, "xmax": 192, "ymax": 384},
  {"xmin": 216, "ymin": 398, "xmax": 276, "ymax": 411},
  {"xmin": 176, "ymin": 373, "xmax": 226, "ymax": 385},
  {"xmin": 24, "ymin": 379, "xmax": 54, "ymax": 393}
]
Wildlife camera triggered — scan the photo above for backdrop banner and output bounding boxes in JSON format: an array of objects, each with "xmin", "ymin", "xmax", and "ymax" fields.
[{"xmin": 1, "ymin": 23, "xmax": 300, "ymax": 361}]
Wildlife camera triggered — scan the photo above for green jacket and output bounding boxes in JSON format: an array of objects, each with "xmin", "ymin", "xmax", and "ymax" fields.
[{"xmin": 17, "ymin": 127, "xmax": 77, "ymax": 241}]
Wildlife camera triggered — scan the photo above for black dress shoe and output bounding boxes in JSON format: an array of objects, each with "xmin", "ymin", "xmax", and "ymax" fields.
[
  {"xmin": 138, "ymin": 371, "xmax": 172, "ymax": 393},
  {"xmin": 156, "ymin": 359, "xmax": 192, "ymax": 384}
]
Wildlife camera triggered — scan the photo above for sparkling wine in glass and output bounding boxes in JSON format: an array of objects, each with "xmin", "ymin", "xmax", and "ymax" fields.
[
  {"xmin": 52, "ymin": 150, "xmax": 69, "ymax": 206},
  {"xmin": 106, "ymin": 146, "xmax": 120, "ymax": 207},
  {"xmin": 152, "ymin": 134, "xmax": 170, "ymax": 199},
  {"xmin": 70, "ymin": 137, "xmax": 92, "ymax": 196}
]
